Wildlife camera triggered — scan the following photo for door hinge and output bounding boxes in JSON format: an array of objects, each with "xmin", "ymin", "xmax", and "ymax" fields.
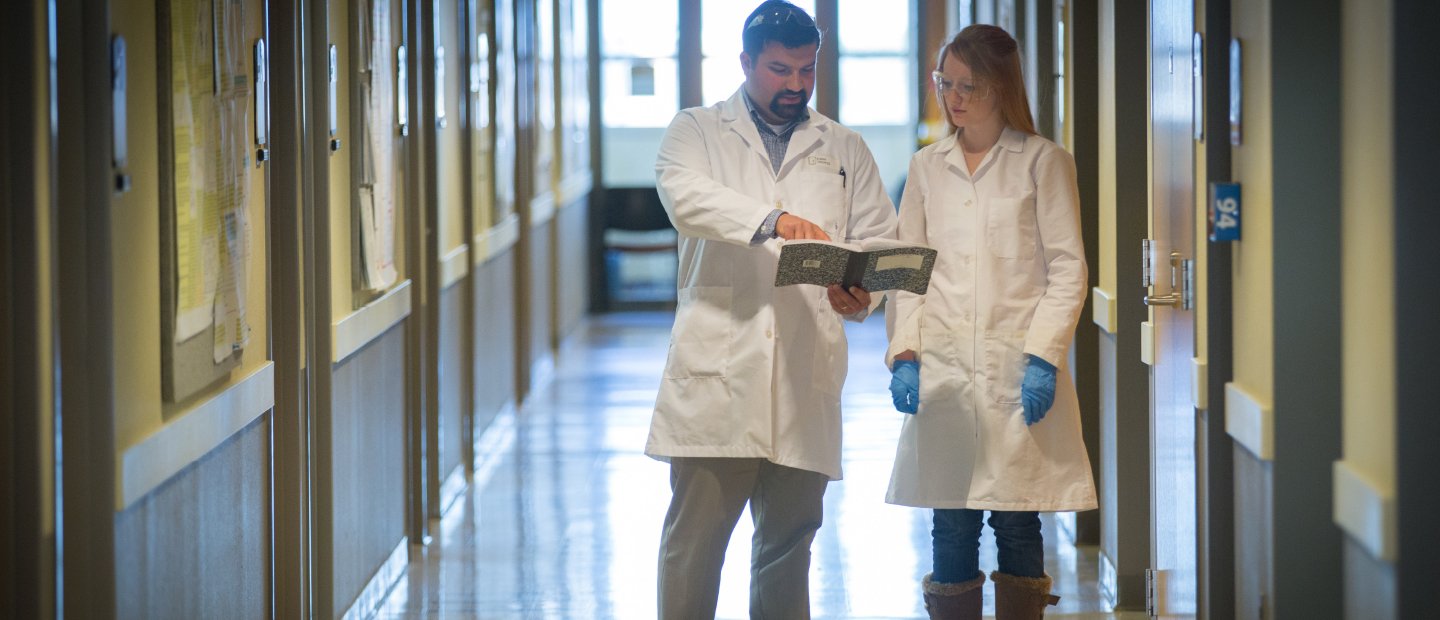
[
  {"xmin": 1141, "ymin": 239, "xmax": 1155, "ymax": 287},
  {"xmin": 1145, "ymin": 568, "xmax": 1169, "ymax": 618},
  {"xmin": 1182, "ymin": 256, "xmax": 1194, "ymax": 310}
]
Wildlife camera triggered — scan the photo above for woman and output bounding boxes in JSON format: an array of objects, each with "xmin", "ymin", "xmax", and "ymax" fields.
[{"xmin": 884, "ymin": 24, "xmax": 1096, "ymax": 620}]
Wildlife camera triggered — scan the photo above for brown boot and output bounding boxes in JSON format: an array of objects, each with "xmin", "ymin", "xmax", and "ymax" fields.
[
  {"xmin": 990, "ymin": 572, "xmax": 1060, "ymax": 619},
  {"xmin": 922, "ymin": 572, "xmax": 984, "ymax": 620}
]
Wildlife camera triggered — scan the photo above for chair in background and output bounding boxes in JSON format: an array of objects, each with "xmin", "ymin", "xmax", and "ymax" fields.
[{"xmin": 599, "ymin": 187, "xmax": 678, "ymax": 309}]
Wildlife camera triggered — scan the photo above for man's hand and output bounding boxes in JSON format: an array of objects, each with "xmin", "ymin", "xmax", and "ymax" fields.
[
  {"xmin": 775, "ymin": 213, "xmax": 831, "ymax": 241},
  {"xmin": 827, "ymin": 285, "xmax": 870, "ymax": 315}
]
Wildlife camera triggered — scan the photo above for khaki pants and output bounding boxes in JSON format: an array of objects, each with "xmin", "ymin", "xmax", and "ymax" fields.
[{"xmin": 657, "ymin": 457, "xmax": 828, "ymax": 619}]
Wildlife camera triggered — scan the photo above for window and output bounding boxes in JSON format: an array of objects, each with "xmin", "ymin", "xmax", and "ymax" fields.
[
  {"xmin": 600, "ymin": 0, "xmax": 678, "ymax": 185},
  {"xmin": 837, "ymin": 0, "xmax": 915, "ymax": 194},
  {"xmin": 701, "ymin": 0, "xmax": 815, "ymax": 107}
]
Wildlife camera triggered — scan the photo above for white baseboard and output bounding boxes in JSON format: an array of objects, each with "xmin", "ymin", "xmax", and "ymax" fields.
[
  {"xmin": 1333, "ymin": 460, "xmax": 1396, "ymax": 562},
  {"xmin": 332, "ymin": 280, "xmax": 412, "ymax": 364},
  {"xmin": 341, "ymin": 537, "xmax": 409, "ymax": 620},
  {"xmin": 1225, "ymin": 382, "xmax": 1273, "ymax": 460},
  {"xmin": 119, "ymin": 363, "xmax": 275, "ymax": 510},
  {"xmin": 1092, "ymin": 286, "xmax": 1117, "ymax": 334}
]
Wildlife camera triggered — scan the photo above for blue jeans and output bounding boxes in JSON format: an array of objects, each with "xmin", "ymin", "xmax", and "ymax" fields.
[{"xmin": 932, "ymin": 509, "xmax": 1045, "ymax": 584}]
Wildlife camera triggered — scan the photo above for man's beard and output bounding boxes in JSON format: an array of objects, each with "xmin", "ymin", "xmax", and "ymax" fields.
[{"xmin": 769, "ymin": 90, "xmax": 809, "ymax": 121}]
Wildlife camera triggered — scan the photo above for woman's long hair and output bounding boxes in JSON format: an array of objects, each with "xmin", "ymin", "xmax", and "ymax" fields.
[{"xmin": 937, "ymin": 24, "xmax": 1038, "ymax": 135}]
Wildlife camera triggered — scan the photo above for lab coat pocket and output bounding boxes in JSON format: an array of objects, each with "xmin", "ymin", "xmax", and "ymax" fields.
[
  {"xmin": 793, "ymin": 169, "xmax": 848, "ymax": 239},
  {"xmin": 983, "ymin": 331, "xmax": 1027, "ymax": 405},
  {"xmin": 664, "ymin": 287, "xmax": 732, "ymax": 378},
  {"xmin": 986, "ymin": 198, "xmax": 1037, "ymax": 260}
]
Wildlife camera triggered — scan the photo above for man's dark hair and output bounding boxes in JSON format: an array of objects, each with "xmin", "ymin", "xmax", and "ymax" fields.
[{"xmin": 741, "ymin": 1, "xmax": 822, "ymax": 58}]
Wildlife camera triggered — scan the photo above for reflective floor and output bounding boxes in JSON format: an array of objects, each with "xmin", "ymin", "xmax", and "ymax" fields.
[{"xmin": 376, "ymin": 312, "xmax": 1150, "ymax": 619}]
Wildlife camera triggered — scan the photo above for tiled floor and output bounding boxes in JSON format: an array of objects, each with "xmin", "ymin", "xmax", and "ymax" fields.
[{"xmin": 376, "ymin": 312, "xmax": 1156, "ymax": 619}]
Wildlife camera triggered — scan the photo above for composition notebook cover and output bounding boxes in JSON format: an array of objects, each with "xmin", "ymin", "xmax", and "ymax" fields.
[{"xmin": 774, "ymin": 240, "xmax": 938, "ymax": 295}]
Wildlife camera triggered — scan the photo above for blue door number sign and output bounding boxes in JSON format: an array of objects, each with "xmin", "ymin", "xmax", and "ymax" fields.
[{"xmin": 1209, "ymin": 182, "xmax": 1241, "ymax": 242}]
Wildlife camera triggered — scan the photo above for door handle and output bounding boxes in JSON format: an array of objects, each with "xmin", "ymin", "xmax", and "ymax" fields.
[
  {"xmin": 1144, "ymin": 292, "xmax": 1182, "ymax": 307},
  {"xmin": 1141, "ymin": 241, "xmax": 1193, "ymax": 310}
]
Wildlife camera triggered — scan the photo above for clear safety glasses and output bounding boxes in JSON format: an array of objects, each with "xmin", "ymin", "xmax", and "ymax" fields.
[{"xmin": 932, "ymin": 71, "xmax": 992, "ymax": 101}]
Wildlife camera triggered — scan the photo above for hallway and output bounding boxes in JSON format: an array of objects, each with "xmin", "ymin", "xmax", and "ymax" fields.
[{"xmin": 374, "ymin": 312, "xmax": 1143, "ymax": 619}]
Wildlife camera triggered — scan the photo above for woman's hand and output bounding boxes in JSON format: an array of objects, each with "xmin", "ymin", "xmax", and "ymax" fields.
[{"xmin": 890, "ymin": 359, "xmax": 920, "ymax": 414}]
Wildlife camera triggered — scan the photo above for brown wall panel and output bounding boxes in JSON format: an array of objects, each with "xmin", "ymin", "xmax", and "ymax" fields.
[
  {"xmin": 528, "ymin": 220, "xmax": 555, "ymax": 374},
  {"xmin": 475, "ymin": 250, "xmax": 518, "ymax": 434},
  {"xmin": 330, "ymin": 325, "xmax": 408, "ymax": 613},
  {"xmin": 115, "ymin": 417, "xmax": 271, "ymax": 619},
  {"xmin": 439, "ymin": 284, "xmax": 466, "ymax": 479},
  {"xmin": 556, "ymin": 198, "xmax": 589, "ymax": 340},
  {"xmin": 1233, "ymin": 448, "xmax": 1274, "ymax": 620}
]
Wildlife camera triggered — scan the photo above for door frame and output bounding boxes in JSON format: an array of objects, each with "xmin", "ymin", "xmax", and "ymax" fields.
[
  {"xmin": 1197, "ymin": 0, "xmax": 1235, "ymax": 618},
  {"xmin": 1394, "ymin": 0, "xmax": 1440, "ymax": 616}
]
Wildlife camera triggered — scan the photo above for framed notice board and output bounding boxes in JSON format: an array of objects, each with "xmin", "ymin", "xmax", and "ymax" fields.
[
  {"xmin": 158, "ymin": 0, "xmax": 262, "ymax": 404},
  {"xmin": 351, "ymin": 0, "xmax": 402, "ymax": 303}
]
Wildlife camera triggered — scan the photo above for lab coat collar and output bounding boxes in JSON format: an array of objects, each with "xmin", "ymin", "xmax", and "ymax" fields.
[
  {"xmin": 720, "ymin": 88, "xmax": 831, "ymax": 178},
  {"xmin": 937, "ymin": 125, "xmax": 1029, "ymax": 179}
]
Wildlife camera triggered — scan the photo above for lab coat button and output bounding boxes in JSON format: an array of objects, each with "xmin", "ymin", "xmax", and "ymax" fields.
[{"xmin": 765, "ymin": 329, "xmax": 773, "ymax": 339}]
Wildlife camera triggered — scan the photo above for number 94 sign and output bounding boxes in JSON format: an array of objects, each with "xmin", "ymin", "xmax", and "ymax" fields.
[{"xmin": 1209, "ymin": 182, "xmax": 1241, "ymax": 242}]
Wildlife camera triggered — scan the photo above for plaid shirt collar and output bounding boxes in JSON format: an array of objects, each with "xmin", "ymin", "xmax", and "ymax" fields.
[{"xmin": 742, "ymin": 91, "xmax": 809, "ymax": 174}]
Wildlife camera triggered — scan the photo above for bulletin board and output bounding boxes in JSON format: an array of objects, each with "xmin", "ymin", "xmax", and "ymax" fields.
[
  {"xmin": 469, "ymin": 0, "xmax": 495, "ymax": 231},
  {"xmin": 158, "ymin": 0, "xmax": 255, "ymax": 403},
  {"xmin": 492, "ymin": 0, "xmax": 518, "ymax": 225},
  {"xmin": 560, "ymin": 0, "xmax": 590, "ymax": 179},
  {"xmin": 534, "ymin": 0, "xmax": 556, "ymax": 190},
  {"xmin": 352, "ymin": 0, "xmax": 400, "ymax": 299}
]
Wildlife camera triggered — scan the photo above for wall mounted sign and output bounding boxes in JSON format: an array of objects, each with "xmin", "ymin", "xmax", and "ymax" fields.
[
  {"xmin": 1209, "ymin": 182, "xmax": 1242, "ymax": 242},
  {"xmin": 1229, "ymin": 38, "xmax": 1242, "ymax": 145},
  {"xmin": 1193, "ymin": 32, "xmax": 1204, "ymax": 141}
]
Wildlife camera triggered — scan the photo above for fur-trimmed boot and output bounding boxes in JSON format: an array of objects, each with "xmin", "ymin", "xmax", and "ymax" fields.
[
  {"xmin": 990, "ymin": 572, "xmax": 1061, "ymax": 619},
  {"xmin": 921, "ymin": 572, "xmax": 984, "ymax": 620}
]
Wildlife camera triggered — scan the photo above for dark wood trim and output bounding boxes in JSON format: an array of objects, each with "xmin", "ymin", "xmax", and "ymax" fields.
[
  {"xmin": 1106, "ymin": 0, "xmax": 1152, "ymax": 609},
  {"xmin": 1067, "ymin": 0, "xmax": 1102, "ymax": 547},
  {"xmin": 458, "ymin": 0, "xmax": 479, "ymax": 475},
  {"xmin": 1394, "ymin": 0, "xmax": 1440, "ymax": 616},
  {"xmin": 1198, "ymin": 2, "xmax": 1235, "ymax": 618},
  {"xmin": 513, "ymin": 0, "xmax": 536, "ymax": 398},
  {"xmin": 813, "ymin": 0, "xmax": 839, "ymax": 119},
  {"xmin": 1, "ymin": 0, "xmax": 57, "ymax": 614},
  {"xmin": 267, "ymin": 0, "xmax": 314, "ymax": 615},
  {"xmin": 403, "ymin": 0, "xmax": 434, "ymax": 547},
  {"xmin": 677, "ymin": 0, "xmax": 701, "ymax": 109},
  {"xmin": 586, "ymin": 0, "xmax": 606, "ymax": 313},
  {"xmin": 419, "ymin": 0, "xmax": 444, "ymax": 525},
  {"xmin": 1269, "ymin": 0, "xmax": 1344, "ymax": 615},
  {"xmin": 56, "ymin": 0, "xmax": 118, "ymax": 613}
]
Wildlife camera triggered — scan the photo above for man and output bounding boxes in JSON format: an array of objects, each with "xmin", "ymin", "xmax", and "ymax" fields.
[{"xmin": 646, "ymin": 2, "xmax": 897, "ymax": 617}]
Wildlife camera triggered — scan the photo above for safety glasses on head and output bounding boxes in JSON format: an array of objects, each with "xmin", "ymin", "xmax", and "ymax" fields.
[{"xmin": 745, "ymin": 2, "xmax": 816, "ymax": 31}]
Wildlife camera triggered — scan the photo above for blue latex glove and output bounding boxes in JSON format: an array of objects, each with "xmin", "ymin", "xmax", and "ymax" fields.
[
  {"xmin": 890, "ymin": 360, "xmax": 920, "ymax": 414},
  {"xmin": 1021, "ymin": 355, "xmax": 1057, "ymax": 425}
]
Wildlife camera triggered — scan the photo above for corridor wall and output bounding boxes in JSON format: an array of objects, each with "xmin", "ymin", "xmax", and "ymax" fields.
[
  {"xmin": 1336, "ymin": 0, "xmax": 1397, "ymax": 616},
  {"xmin": 316, "ymin": 0, "xmax": 411, "ymax": 615},
  {"xmin": 100, "ymin": 0, "xmax": 275, "ymax": 616},
  {"xmin": 473, "ymin": 0, "xmax": 523, "ymax": 444},
  {"xmin": 1229, "ymin": 0, "xmax": 1346, "ymax": 617}
]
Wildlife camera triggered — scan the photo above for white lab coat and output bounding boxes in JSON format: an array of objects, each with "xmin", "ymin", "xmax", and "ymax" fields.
[
  {"xmin": 885, "ymin": 128, "xmax": 1097, "ymax": 511},
  {"xmin": 645, "ymin": 89, "xmax": 897, "ymax": 480}
]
